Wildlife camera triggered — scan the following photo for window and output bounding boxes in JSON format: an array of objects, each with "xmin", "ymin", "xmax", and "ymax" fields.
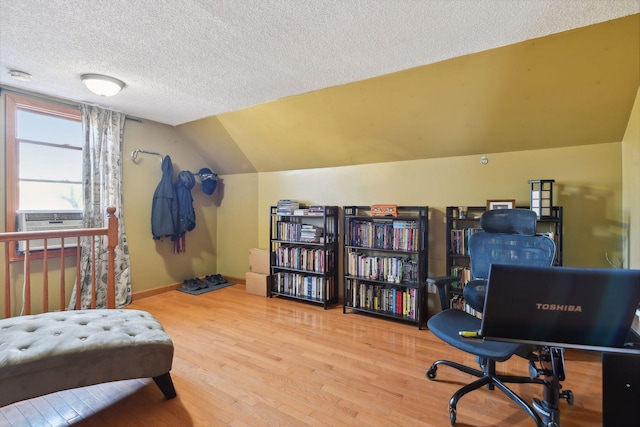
[{"xmin": 5, "ymin": 93, "xmax": 83, "ymax": 234}]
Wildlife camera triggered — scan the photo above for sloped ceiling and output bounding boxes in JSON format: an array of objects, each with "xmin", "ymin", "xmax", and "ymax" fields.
[{"xmin": 176, "ymin": 14, "xmax": 640, "ymax": 175}]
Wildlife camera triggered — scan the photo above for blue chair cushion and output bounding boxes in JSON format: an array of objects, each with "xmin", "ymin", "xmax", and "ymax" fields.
[{"xmin": 427, "ymin": 309, "xmax": 522, "ymax": 362}]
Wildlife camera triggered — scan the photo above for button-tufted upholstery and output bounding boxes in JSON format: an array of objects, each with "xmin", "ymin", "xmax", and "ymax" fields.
[{"xmin": 0, "ymin": 309, "xmax": 175, "ymax": 407}]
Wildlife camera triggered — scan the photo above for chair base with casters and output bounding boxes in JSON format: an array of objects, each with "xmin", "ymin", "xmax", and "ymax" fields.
[{"xmin": 426, "ymin": 308, "xmax": 574, "ymax": 427}]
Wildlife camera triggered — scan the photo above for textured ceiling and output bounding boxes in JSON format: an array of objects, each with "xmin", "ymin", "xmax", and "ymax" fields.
[{"xmin": 1, "ymin": 0, "xmax": 639, "ymax": 126}]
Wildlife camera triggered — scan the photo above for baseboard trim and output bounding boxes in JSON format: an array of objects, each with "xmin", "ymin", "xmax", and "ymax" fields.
[
  {"xmin": 133, "ymin": 283, "xmax": 182, "ymax": 300},
  {"xmin": 132, "ymin": 275, "xmax": 245, "ymax": 301}
]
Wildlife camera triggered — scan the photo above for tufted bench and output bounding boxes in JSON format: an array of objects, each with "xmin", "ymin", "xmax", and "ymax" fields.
[{"xmin": 0, "ymin": 309, "xmax": 176, "ymax": 407}]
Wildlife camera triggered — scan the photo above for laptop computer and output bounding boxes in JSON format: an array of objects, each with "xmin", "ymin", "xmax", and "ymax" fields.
[{"xmin": 480, "ymin": 264, "xmax": 640, "ymax": 354}]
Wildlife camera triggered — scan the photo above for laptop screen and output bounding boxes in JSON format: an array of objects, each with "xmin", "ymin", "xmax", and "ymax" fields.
[{"xmin": 480, "ymin": 264, "xmax": 640, "ymax": 354}]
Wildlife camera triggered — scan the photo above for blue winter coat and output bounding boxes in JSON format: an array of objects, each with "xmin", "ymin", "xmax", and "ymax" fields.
[{"xmin": 151, "ymin": 156, "xmax": 178, "ymax": 240}]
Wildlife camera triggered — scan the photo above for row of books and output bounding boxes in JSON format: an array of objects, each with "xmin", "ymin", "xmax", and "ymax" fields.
[
  {"xmin": 347, "ymin": 219, "xmax": 420, "ymax": 251},
  {"xmin": 275, "ymin": 221, "xmax": 326, "ymax": 243},
  {"xmin": 274, "ymin": 247, "xmax": 334, "ymax": 273},
  {"xmin": 346, "ymin": 252, "xmax": 419, "ymax": 284},
  {"xmin": 344, "ymin": 279, "xmax": 419, "ymax": 320},
  {"xmin": 447, "ymin": 265, "xmax": 479, "ymax": 316},
  {"xmin": 450, "ymin": 228, "xmax": 482, "ymax": 255},
  {"xmin": 290, "ymin": 205, "xmax": 325, "ymax": 216},
  {"xmin": 271, "ymin": 272, "xmax": 334, "ymax": 300},
  {"xmin": 450, "ymin": 265, "xmax": 471, "ymax": 288}
]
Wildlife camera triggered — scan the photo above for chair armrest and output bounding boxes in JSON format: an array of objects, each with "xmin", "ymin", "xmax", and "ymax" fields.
[
  {"xmin": 427, "ymin": 276, "xmax": 459, "ymax": 285},
  {"xmin": 427, "ymin": 276, "xmax": 459, "ymax": 311}
]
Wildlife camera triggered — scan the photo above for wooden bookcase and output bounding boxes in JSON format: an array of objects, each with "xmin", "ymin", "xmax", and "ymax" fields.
[
  {"xmin": 269, "ymin": 205, "xmax": 339, "ymax": 309},
  {"xmin": 445, "ymin": 205, "xmax": 563, "ymax": 311},
  {"xmin": 342, "ymin": 206, "xmax": 429, "ymax": 328}
]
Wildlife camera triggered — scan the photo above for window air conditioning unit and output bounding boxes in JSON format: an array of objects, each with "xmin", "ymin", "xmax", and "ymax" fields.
[{"xmin": 16, "ymin": 210, "xmax": 84, "ymax": 253}]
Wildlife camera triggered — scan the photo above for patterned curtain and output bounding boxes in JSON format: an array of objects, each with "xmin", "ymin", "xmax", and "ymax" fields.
[{"xmin": 69, "ymin": 105, "xmax": 132, "ymax": 308}]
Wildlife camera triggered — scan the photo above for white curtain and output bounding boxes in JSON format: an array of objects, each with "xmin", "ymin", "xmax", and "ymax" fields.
[{"xmin": 69, "ymin": 105, "xmax": 132, "ymax": 308}]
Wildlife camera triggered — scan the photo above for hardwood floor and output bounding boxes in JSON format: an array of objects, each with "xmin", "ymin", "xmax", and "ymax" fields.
[{"xmin": 1, "ymin": 283, "xmax": 604, "ymax": 426}]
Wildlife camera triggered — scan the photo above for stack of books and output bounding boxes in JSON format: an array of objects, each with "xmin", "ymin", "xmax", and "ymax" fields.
[
  {"xmin": 277, "ymin": 199, "xmax": 300, "ymax": 215},
  {"xmin": 300, "ymin": 224, "xmax": 323, "ymax": 243},
  {"xmin": 307, "ymin": 206, "xmax": 324, "ymax": 216}
]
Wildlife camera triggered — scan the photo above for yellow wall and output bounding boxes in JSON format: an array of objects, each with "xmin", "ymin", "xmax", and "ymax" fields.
[
  {"xmin": 215, "ymin": 173, "xmax": 260, "ymax": 277},
  {"xmin": 122, "ymin": 119, "xmax": 221, "ymax": 292},
  {"xmin": 622, "ymin": 88, "xmax": 640, "ymax": 268},
  {"xmin": 214, "ymin": 142, "xmax": 623, "ymax": 281},
  {"xmin": 215, "ymin": 142, "xmax": 624, "ymax": 314}
]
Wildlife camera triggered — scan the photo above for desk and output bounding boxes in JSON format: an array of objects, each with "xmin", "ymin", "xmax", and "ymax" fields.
[{"xmin": 602, "ymin": 323, "xmax": 640, "ymax": 426}]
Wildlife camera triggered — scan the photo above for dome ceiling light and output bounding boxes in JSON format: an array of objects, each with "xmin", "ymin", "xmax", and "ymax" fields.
[{"xmin": 81, "ymin": 74, "xmax": 125, "ymax": 96}]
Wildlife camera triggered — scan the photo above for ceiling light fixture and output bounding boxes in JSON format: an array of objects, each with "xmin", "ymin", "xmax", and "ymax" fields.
[
  {"xmin": 81, "ymin": 74, "xmax": 125, "ymax": 97},
  {"xmin": 8, "ymin": 69, "xmax": 33, "ymax": 82}
]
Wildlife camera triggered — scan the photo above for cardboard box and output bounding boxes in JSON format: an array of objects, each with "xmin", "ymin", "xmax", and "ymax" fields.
[
  {"xmin": 246, "ymin": 272, "xmax": 269, "ymax": 297},
  {"xmin": 249, "ymin": 248, "xmax": 270, "ymax": 274}
]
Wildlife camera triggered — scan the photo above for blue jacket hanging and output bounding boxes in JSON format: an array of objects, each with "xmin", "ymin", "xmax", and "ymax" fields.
[
  {"xmin": 151, "ymin": 156, "xmax": 178, "ymax": 240},
  {"xmin": 175, "ymin": 171, "xmax": 196, "ymax": 236}
]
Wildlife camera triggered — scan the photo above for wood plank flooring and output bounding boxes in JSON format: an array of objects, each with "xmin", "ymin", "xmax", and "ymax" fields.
[{"xmin": 1, "ymin": 283, "xmax": 604, "ymax": 426}]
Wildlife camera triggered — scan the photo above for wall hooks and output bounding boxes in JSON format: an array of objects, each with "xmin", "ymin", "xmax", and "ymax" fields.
[{"xmin": 131, "ymin": 148, "xmax": 164, "ymax": 163}]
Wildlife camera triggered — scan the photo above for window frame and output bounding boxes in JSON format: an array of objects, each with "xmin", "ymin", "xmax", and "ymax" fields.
[{"xmin": 5, "ymin": 93, "xmax": 83, "ymax": 261}]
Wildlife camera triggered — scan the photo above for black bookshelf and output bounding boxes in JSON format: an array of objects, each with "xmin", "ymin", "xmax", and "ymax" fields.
[
  {"xmin": 342, "ymin": 205, "xmax": 429, "ymax": 328},
  {"xmin": 269, "ymin": 205, "xmax": 339, "ymax": 309}
]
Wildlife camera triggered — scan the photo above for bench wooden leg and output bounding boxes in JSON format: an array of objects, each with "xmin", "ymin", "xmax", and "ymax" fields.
[{"xmin": 153, "ymin": 372, "xmax": 177, "ymax": 399}]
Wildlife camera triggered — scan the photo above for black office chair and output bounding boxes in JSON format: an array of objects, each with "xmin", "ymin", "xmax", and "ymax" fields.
[{"xmin": 427, "ymin": 209, "xmax": 573, "ymax": 427}]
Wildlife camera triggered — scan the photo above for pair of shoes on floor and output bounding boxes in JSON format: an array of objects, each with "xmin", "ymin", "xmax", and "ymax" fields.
[
  {"xmin": 181, "ymin": 278, "xmax": 210, "ymax": 291},
  {"xmin": 203, "ymin": 274, "xmax": 226, "ymax": 286},
  {"xmin": 180, "ymin": 274, "xmax": 227, "ymax": 291}
]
